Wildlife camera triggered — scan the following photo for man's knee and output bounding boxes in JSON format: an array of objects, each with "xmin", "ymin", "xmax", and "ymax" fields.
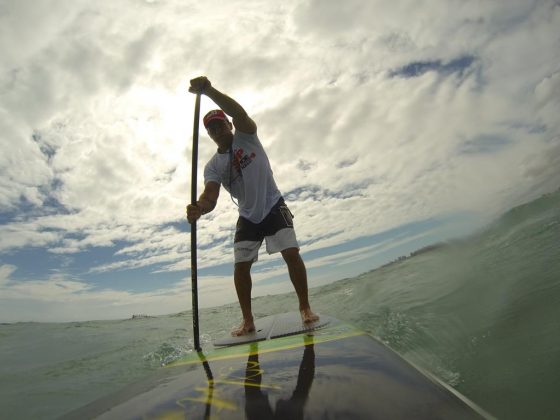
[
  {"xmin": 281, "ymin": 247, "xmax": 301, "ymax": 263},
  {"xmin": 235, "ymin": 261, "xmax": 253, "ymax": 276}
]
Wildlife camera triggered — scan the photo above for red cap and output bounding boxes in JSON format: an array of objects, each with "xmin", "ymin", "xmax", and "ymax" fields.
[{"xmin": 203, "ymin": 109, "xmax": 229, "ymax": 128}]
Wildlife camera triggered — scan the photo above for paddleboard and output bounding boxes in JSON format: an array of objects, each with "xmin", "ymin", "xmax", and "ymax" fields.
[
  {"xmin": 61, "ymin": 314, "xmax": 495, "ymax": 419},
  {"xmin": 214, "ymin": 311, "xmax": 330, "ymax": 346}
]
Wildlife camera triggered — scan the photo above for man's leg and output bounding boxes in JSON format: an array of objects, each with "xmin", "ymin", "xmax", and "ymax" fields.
[
  {"xmin": 281, "ymin": 247, "xmax": 319, "ymax": 323},
  {"xmin": 232, "ymin": 261, "xmax": 256, "ymax": 336},
  {"xmin": 233, "ymin": 214, "xmax": 262, "ymax": 336}
]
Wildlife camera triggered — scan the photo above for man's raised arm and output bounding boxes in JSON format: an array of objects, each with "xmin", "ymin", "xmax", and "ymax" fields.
[{"xmin": 189, "ymin": 76, "xmax": 256, "ymax": 134}]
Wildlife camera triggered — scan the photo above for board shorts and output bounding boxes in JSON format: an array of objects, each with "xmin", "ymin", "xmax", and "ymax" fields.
[{"xmin": 234, "ymin": 198, "xmax": 299, "ymax": 263}]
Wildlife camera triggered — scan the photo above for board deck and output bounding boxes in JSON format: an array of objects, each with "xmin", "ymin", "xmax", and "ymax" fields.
[
  {"xmin": 213, "ymin": 311, "xmax": 330, "ymax": 346},
  {"xmin": 61, "ymin": 314, "xmax": 495, "ymax": 420}
]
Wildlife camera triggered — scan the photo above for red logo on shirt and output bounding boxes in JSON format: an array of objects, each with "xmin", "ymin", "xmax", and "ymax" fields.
[{"xmin": 234, "ymin": 148, "xmax": 256, "ymax": 170}]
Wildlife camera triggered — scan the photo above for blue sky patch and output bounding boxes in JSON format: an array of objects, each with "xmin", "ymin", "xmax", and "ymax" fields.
[
  {"xmin": 390, "ymin": 55, "xmax": 476, "ymax": 79},
  {"xmin": 460, "ymin": 134, "xmax": 513, "ymax": 155}
]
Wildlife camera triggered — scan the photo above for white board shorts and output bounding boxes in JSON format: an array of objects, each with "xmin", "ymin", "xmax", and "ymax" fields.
[{"xmin": 233, "ymin": 198, "xmax": 299, "ymax": 263}]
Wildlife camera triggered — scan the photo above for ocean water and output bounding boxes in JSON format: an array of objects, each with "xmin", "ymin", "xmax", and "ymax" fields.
[{"xmin": 1, "ymin": 190, "xmax": 559, "ymax": 419}]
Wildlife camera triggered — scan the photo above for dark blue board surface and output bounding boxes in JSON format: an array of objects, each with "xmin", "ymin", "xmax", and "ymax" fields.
[{"xmin": 61, "ymin": 315, "xmax": 495, "ymax": 419}]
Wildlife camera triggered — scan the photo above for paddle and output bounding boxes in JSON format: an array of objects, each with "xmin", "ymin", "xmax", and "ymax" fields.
[{"xmin": 190, "ymin": 93, "xmax": 201, "ymax": 351}]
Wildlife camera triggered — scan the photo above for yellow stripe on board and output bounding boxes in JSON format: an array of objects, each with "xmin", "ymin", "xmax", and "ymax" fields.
[{"xmin": 169, "ymin": 325, "xmax": 366, "ymax": 367}]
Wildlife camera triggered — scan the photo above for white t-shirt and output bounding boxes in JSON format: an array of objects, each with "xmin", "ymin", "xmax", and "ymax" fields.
[{"xmin": 204, "ymin": 130, "xmax": 282, "ymax": 223}]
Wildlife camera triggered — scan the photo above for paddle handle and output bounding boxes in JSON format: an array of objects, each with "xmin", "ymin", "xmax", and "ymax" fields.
[{"xmin": 191, "ymin": 93, "xmax": 201, "ymax": 351}]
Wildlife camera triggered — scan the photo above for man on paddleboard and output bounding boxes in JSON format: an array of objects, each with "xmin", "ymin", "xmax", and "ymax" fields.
[{"xmin": 186, "ymin": 76, "xmax": 319, "ymax": 336}]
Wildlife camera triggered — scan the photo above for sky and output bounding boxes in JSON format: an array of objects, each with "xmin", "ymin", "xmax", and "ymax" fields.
[{"xmin": 1, "ymin": 0, "xmax": 559, "ymax": 322}]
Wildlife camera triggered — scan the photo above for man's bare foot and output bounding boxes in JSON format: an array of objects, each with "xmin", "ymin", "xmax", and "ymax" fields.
[
  {"xmin": 231, "ymin": 318, "xmax": 255, "ymax": 337},
  {"xmin": 301, "ymin": 308, "xmax": 320, "ymax": 324}
]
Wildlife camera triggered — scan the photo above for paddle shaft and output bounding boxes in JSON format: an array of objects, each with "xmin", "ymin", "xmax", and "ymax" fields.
[{"xmin": 191, "ymin": 93, "xmax": 201, "ymax": 351}]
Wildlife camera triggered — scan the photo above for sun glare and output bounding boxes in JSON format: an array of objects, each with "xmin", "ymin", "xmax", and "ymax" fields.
[{"xmin": 124, "ymin": 85, "xmax": 192, "ymax": 166}]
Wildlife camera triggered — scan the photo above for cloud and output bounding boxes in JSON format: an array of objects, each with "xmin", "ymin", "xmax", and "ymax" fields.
[
  {"xmin": 1, "ymin": 0, "xmax": 559, "ymax": 321},
  {"xmin": 0, "ymin": 261, "xmax": 239, "ymax": 322},
  {"xmin": 0, "ymin": 264, "xmax": 16, "ymax": 286}
]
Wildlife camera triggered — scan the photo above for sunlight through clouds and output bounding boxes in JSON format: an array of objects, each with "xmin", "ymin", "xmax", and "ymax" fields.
[{"xmin": 1, "ymin": 0, "xmax": 559, "ymax": 321}]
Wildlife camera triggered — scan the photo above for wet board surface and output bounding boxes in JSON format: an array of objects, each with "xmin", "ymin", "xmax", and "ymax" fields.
[
  {"xmin": 214, "ymin": 311, "xmax": 331, "ymax": 346},
  {"xmin": 61, "ymin": 316, "xmax": 495, "ymax": 420}
]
